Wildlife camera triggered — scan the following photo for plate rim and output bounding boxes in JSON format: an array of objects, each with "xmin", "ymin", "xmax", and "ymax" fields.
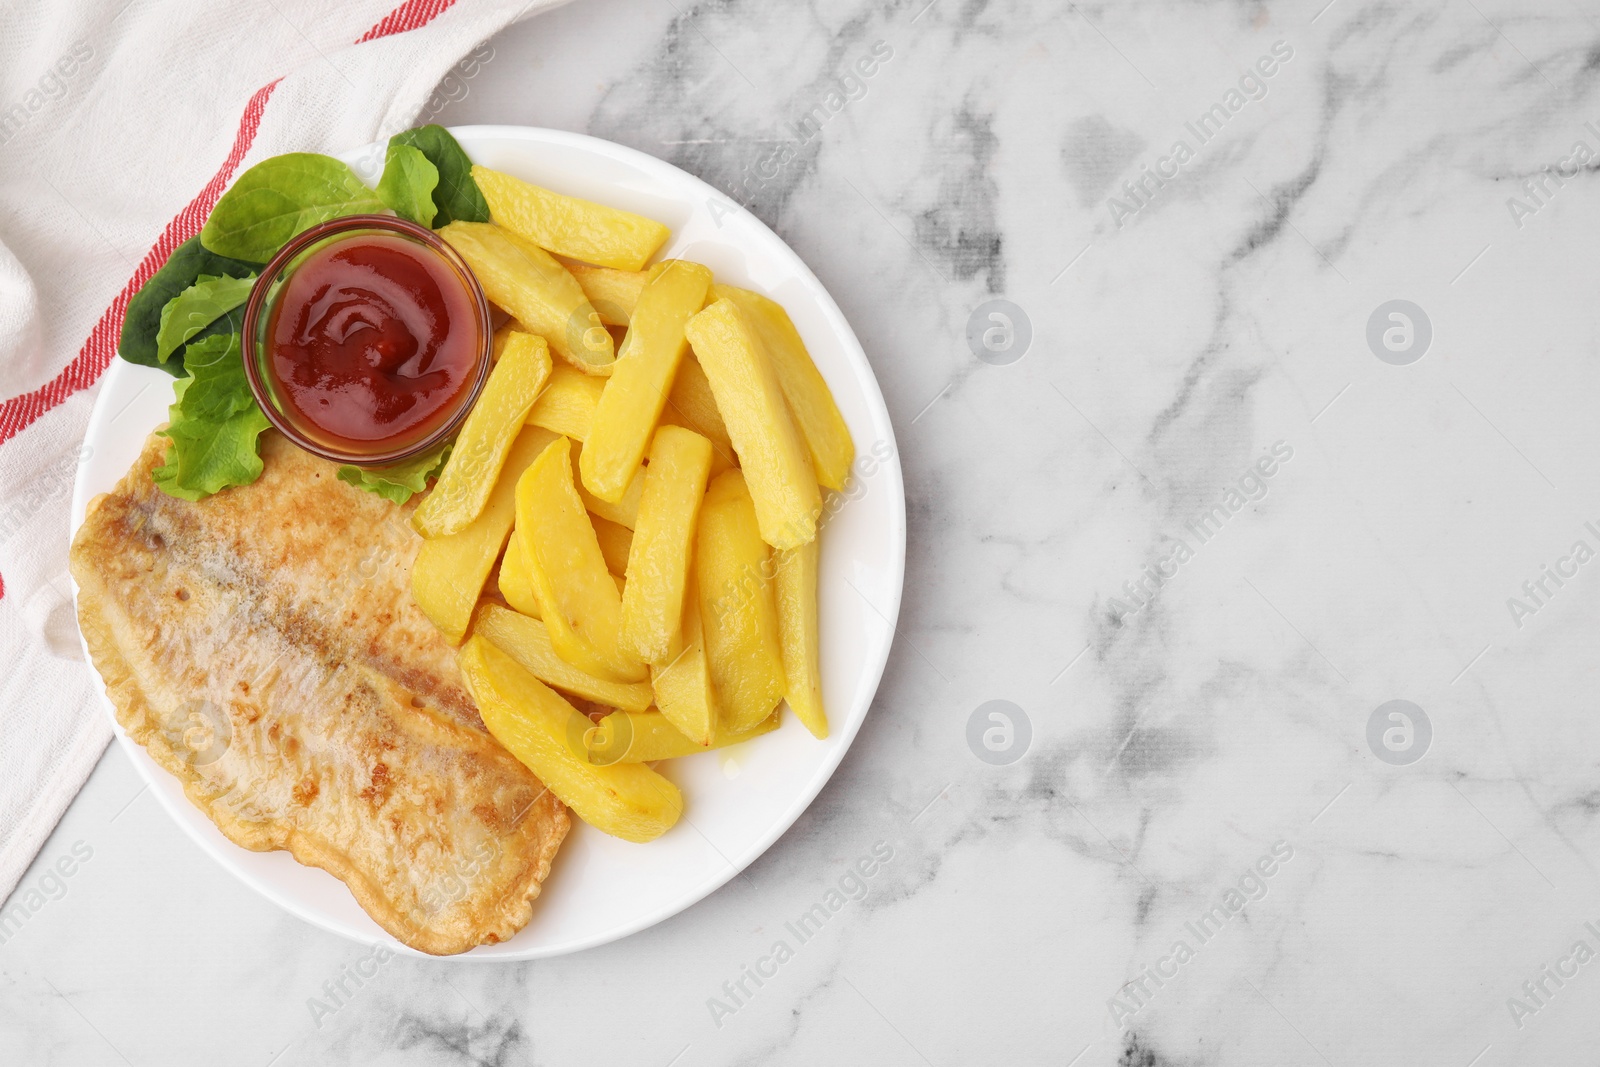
[{"xmin": 70, "ymin": 123, "xmax": 906, "ymax": 961}]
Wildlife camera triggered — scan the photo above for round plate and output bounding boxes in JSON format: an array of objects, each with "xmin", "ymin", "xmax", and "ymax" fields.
[{"xmin": 70, "ymin": 126, "xmax": 906, "ymax": 960}]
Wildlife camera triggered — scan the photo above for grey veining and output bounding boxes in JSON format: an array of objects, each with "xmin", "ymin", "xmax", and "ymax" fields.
[{"xmin": 13, "ymin": 0, "xmax": 1600, "ymax": 1064}]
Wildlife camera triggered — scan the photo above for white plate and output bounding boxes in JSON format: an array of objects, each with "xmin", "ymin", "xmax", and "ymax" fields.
[{"xmin": 70, "ymin": 126, "xmax": 905, "ymax": 960}]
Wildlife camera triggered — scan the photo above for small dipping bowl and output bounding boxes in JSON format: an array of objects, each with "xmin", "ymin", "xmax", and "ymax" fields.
[{"xmin": 242, "ymin": 215, "xmax": 492, "ymax": 467}]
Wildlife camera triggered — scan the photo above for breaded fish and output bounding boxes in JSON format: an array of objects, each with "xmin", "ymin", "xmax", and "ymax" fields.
[{"xmin": 70, "ymin": 431, "xmax": 568, "ymax": 955}]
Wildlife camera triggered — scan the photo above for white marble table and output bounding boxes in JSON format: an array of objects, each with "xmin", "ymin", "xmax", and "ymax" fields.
[{"xmin": 10, "ymin": 0, "xmax": 1600, "ymax": 1063}]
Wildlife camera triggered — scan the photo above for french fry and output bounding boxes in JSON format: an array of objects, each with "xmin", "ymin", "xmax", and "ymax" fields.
[
  {"xmin": 413, "ymin": 331, "xmax": 552, "ymax": 538},
  {"xmin": 661, "ymin": 353, "xmax": 737, "ymax": 476},
  {"xmin": 620, "ymin": 425, "xmax": 713, "ymax": 663},
  {"xmin": 473, "ymin": 165, "xmax": 670, "ymax": 272},
  {"xmin": 774, "ymin": 539, "xmax": 827, "ymax": 739},
  {"xmin": 685, "ymin": 300, "xmax": 821, "ymax": 550},
  {"xmin": 440, "ymin": 221, "xmax": 614, "ymax": 372},
  {"xmin": 712, "ymin": 284, "xmax": 854, "ymax": 491},
  {"xmin": 592, "ymin": 515, "xmax": 634, "ymax": 577},
  {"xmin": 497, "ymin": 535, "xmax": 543, "ymax": 618},
  {"xmin": 562, "ymin": 261, "xmax": 652, "ymax": 325},
  {"xmin": 474, "ymin": 603, "xmax": 654, "ymax": 712},
  {"xmin": 570, "ymin": 440, "xmax": 644, "ymax": 528},
  {"xmin": 501, "ymin": 537, "xmax": 622, "ymax": 613},
  {"xmin": 411, "ymin": 425, "xmax": 558, "ymax": 643},
  {"xmin": 652, "ymin": 554, "xmax": 718, "ymax": 746},
  {"xmin": 515, "ymin": 436, "xmax": 647, "ymax": 683},
  {"xmin": 697, "ymin": 470, "xmax": 785, "ymax": 732},
  {"xmin": 527, "ymin": 363, "xmax": 605, "ymax": 440},
  {"xmin": 585, "ymin": 709, "xmax": 778, "ymax": 764},
  {"xmin": 491, "ymin": 321, "xmax": 521, "ymax": 358},
  {"xmin": 459, "ymin": 635, "xmax": 682, "ymax": 842},
  {"xmin": 581, "ymin": 261, "xmax": 713, "ymax": 503}
]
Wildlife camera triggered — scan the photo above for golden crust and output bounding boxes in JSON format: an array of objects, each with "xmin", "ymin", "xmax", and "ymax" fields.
[{"xmin": 70, "ymin": 432, "xmax": 568, "ymax": 955}]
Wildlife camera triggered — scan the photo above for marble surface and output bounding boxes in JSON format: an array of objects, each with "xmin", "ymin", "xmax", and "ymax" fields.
[{"xmin": 11, "ymin": 0, "xmax": 1600, "ymax": 1063}]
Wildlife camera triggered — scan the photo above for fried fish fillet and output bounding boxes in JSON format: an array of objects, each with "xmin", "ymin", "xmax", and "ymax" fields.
[{"xmin": 70, "ymin": 431, "xmax": 568, "ymax": 955}]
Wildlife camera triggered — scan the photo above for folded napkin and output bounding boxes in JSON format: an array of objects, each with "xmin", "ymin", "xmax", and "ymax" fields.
[{"xmin": 0, "ymin": 0, "xmax": 566, "ymax": 905}]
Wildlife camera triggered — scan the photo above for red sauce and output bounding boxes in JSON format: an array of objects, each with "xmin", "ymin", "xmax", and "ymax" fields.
[{"xmin": 266, "ymin": 233, "xmax": 480, "ymax": 452}]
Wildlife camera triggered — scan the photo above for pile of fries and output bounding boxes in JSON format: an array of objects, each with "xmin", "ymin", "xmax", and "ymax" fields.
[{"xmin": 407, "ymin": 166, "xmax": 854, "ymax": 843}]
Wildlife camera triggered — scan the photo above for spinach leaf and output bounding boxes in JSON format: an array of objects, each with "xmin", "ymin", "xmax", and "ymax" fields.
[
  {"xmin": 390, "ymin": 125, "xmax": 488, "ymax": 227},
  {"xmin": 152, "ymin": 332, "xmax": 270, "ymax": 500},
  {"xmin": 155, "ymin": 273, "xmax": 257, "ymax": 364},
  {"xmin": 120, "ymin": 237, "xmax": 260, "ymax": 376},
  {"xmin": 336, "ymin": 441, "xmax": 452, "ymax": 505},
  {"xmin": 376, "ymin": 144, "xmax": 440, "ymax": 228},
  {"xmin": 200, "ymin": 153, "xmax": 383, "ymax": 262}
]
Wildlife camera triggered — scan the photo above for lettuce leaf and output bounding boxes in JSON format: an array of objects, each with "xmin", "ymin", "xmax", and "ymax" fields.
[
  {"xmin": 130, "ymin": 133, "xmax": 486, "ymax": 501},
  {"xmin": 155, "ymin": 273, "xmax": 257, "ymax": 364},
  {"xmin": 389, "ymin": 125, "xmax": 488, "ymax": 227},
  {"xmin": 152, "ymin": 333, "xmax": 270, "ymax": 501},
  {"xmin": 120, "ymin": 237, "xmax": 261, "ymax": 376},
  {"xmin": 376, "ymin": 144, "xmax": 439, "ymax": 228},
  {"xmin": 337, "ymin": 442, "xmax": 452, "ymax": 506}
]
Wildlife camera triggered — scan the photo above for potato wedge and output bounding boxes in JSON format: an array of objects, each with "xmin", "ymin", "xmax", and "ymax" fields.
[
  {"xmin": 581, "ymin": 261, "xmax": 713, "ymax": 503},
  {"xmin": 474, "ymin": 165, "xmax": 670, "ymax": 272},
  {"xmin": 712, "ymin": 284, "xmax": 854, "ymax": 491},
  {"xmin": 774, "ymin": 539, "xmax": 827, "ymax": 739},
  {"xmin": 527, "ymin": 363, "xmax": 605, "ymax": 440},
  {"xmin": 661, "ymin": 353, "xmax": 737, "ymax": 476},
  {"xmin": 515, "ymin": 436, "xmax": 647, "ymax": 683},
  {"xmin": 651, "ymin": 554, "xmax": 718, "ymax": 746},
  {"xmin": 474, "ymin": 603, "xmax": 654, "ymax": 712},
  {"xmin": 585, "ymin": 709, "xmax": 778, "ymax": 764},
  {"xmin": 697, "ymin": 470, "xmax": 785, "ymax": 732},
  {"xmin": 413, "ymin": 331, "xmax": 552, "ymax": 538},
  {"xmin": 411, "ymin": 425, "xmax": 559, "ymax": 642},
  {"xmin": 459, "ymin": 635, "xmax": 682, "ymax": 842},
  {"xmin": 621, "ymin": 425, "xmax": 713, "ymax": 663},
  {"xmin": 592, "ymin": 515, "xmax": 634, "ymax": 577},
  {"xmin": 685, "ymin": 300, "xmax": 821, "ymax": 549},
  {"xmin": 440, "ymin": 221, "xmax": 613, "ymax": 371},
  {"xmin": 570, "ymin": 440, "xmax": 644, "ymax": 528},
  {"xmin": 497, "ymin": 535, "xmax": 543, "ymax": 618}
]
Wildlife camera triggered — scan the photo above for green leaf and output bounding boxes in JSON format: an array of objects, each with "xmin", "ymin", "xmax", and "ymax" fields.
[
  {"xmin": 153, "ymin": 333, "xmax": 270, "ymax": 500},
  {"xmin": 120, "ymin": 237, "xmax": 261, "ymax": 376},
  {"xmin": 155, "ymin": 273, "xmax": 257, "ymax": 364},
  {"xmin": 389, "ymin": 125, "xmax": 488, "ymax": 227},
  {"xmin": 172, "ymin": 331, "xmax": 257, "ymax": 423},
  {"xmin": 337, "ymin": 441, "xmax": 452, "ymax": 505},
  {"xmin": 376, "ymin": 144, "xmax": 440, "ymax": 227},
  {"xmin": 191, "ymin": 302, "xmax": 248, "ymax": 354},
  {"xmin": 200, "ymin": 153, "xmax": 384, "ymax": 262},
  {"xmin": 154, "ymin": 399, "xmax": 270, "ymax": 501}
]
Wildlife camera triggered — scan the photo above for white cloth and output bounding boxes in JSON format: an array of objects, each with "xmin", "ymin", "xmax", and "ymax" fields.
[{"xmin": 0, "ymin": 0, "xmax": 566, "ymax": 904}]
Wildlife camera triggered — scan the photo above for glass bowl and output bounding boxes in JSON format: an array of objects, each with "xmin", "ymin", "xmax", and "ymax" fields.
[{"xmin": 241, "ymin": 214, "xmax": 492, "ymax": 468}]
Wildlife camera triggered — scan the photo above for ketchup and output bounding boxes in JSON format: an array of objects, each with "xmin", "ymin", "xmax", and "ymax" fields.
[{"xmin": 266, "ymin": 233, "xmax": 480, "ymax": 452}]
